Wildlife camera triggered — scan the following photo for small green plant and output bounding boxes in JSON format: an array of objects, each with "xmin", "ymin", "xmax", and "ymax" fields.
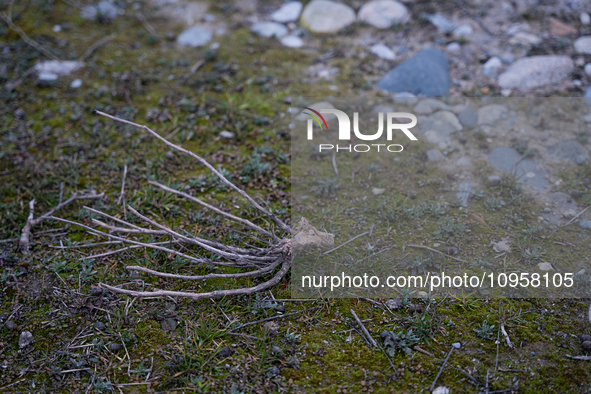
[
  {"xmin": 80, "ymin": 259, "xmax": 97, "ymax": 281},
  {"xmin": 469, "ymin": 189, "xmax": 485, "ymax": 200},
  {"xmin": 522, "ymin": 245, "xmax": 544, "ymax": 263},
  {"xmin": 93, "ymin": 377, "xmax": 113, "ymax": 393},
  {"xmin": 312, "ymin": 177, "xmax": 340, "ymax": 198},
  {"xmin": 473, "ymin": 320, "xmax": 495, "ymax": 340},
  {"xmin": 381, "ymin": 328, "xmax": 420, "ymax": 356},
  {"xmin": 485, "ymin": 197, "xmax": 505, "ymax": 211},
  {"xmin": 285, "ymin": 329, "xmax": 301, "ymax": 343},
  {"xmin": 433, "ymin": 217, "xmax": 469, "ymax": 242}
]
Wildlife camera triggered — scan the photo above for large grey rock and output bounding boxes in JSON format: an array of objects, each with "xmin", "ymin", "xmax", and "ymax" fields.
[
  {"xmin": 458, "ymin": 107, "xmax": 477, "ymax": 127},
  {"xmin": 574, "ymin": 36, "xmax": 591, "ymax": 54},
  {"xmin": 547, "ymin": 141, "xmax": 586, "ymax": 163},
  {"xmin": 377, "ymin": 48, "xmax": 449, "ymax": 96},
  {"xmin": 498, "ymin": 56, "xmax": 574, "ymax": 89},
  {"xmin": 271, "ymin": 1, "xmax": 303, "ymax": 23},
  {"xmin": 81, "ymin": 1, "xmax": 119, "ymax": 21},
  {"xmin": 420, "ymin": 111, "xmax": 462, "ymax": 149},
  {"xmin": 177, "ymin": 26, "xmax": 212, "ymax": 47},
  {"xmin": 489, "ymin": 147, "xmax": 549, "ymax": 191},
  {"xmin": 549, "ymin": 192, "xmax": 577, "ymax": 211},
  {"xmin": 250, "ymin": 22, "xmax": 288, "ymax": 38},
  {"xmin": 358, "ymin": 0, "xmax": 410, "ymax": 29},
  {"xmin": 477, "ymin": 104, "xmax": 508, "ymax": 125},
  {"xmin": 300, "ymin": 0, "xmax": 356, "ymax": 34}
]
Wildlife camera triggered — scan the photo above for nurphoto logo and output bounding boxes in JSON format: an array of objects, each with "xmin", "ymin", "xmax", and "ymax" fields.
[{"xmin": 303, "ymin": 107, "xmax": 418, "ymax": 153}]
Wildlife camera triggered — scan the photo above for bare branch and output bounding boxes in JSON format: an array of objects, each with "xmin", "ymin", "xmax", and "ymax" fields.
[
  {"xmin": 94, "ymin": 110, "xmax": 291, "ymax": 234},
  {"xmin": 19, "ymin": 190, "xmax": 103, "ymax": 253},
  {"xmin": 99, "ymin": 257, "xmax": 290, "ymax": 301},
  {"xmin": 149, "ymin": 180, "xmax": 278, "ymax": 241},
  {"xmin": 79, "ymin": 34, "xmax": 116, "ymax": 62}
]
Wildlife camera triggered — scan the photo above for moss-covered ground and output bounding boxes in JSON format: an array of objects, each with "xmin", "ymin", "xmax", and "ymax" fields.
[{"xmin": 2, "ymin": 0, "xmax": 591, "ymax": 393}]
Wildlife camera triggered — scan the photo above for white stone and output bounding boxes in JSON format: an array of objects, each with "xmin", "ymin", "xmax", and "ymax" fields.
[
  {"xmin": 370, "ymin": 44, "xmax": 396, "ymax": 60},
  {"xmin": 372, "ymin": 187, "xmax": 385, "ymax": 195},
  {"xmin": 456, "ymin": 157, "xmax": 470, "ymax": 166},
  {"xmin": 219, "ymin": 130, "xmax": 235, "ymax": 139},
  {"xmin": 433, "ymin": 387, "xmax": 449, "ymax": 394},
  {"xmin": 538, "ymin": 262, "xmax": 553, "ymax": 271},
  {"xmin": 35, "ymin": 60, "xmax": 84, "ymax": 81},
  {"xmin": 575, "ymin": 36, "xmax": 591, "ymax": 54},
  {"xmin": 280, "ymin": 35, "xmax": 304, "ymax": 48},
  {"xmin": 271, "ymin": 1, "xmax": 303, "ymax": 23},
  {"xmin": 585, "ymin": 63, "xmax": 591, "ymax": 75},
  {"xmin": 509, "ymin": 31, "xmax": 541, "ymax": 45},
  {"xmin": 446, "ymin": 42, "xmax": 460, "ymax": 53},
  {"xmin": 177, "ymin": 26, "xmax": 212, "ymax": 47},
  {"xmin": 70, "ymin": 79, "xmax": 82, "ymax": 88},
  {"xmin": 81, "ymin": 0, "xmax": 119, "ymax": 21},
  {"xmin": 581, "ymin": 12, "xmax": 591, "ymax": 25},
  {"xmin": 52, "ymin": 25, "xmax": 61, "ymax": 33},
  {"xmin": 483, "ymin": 56, "xmax": 502, "ymax": 76},
  {"xmin": 250, "ymin": 22, "xmax": 288, "ymax": 38},
  {"xmin": 453, "ymin": 24, "xmax": 473, "ymax": 38},
  {"xmin": 498, "ymin": 56, "xmax": 574, "ymax": 89},
  {"xmin": 300, "ymin": 0, "xmax": 356, "ymax": 34},
  {"xmin": 358, "ymin": 0, "xmax": 410, "ymax": 29}
]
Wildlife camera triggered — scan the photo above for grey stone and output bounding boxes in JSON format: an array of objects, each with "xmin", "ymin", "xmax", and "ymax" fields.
[
  {"xmin": 271, "ymin": 1, "xmax": 303, "ymax": 23},
  {"xmin": 219, "ymin": 130, "xmax": 235, "ymax": 139},
  {"xmin": 498, "ymin": 56, "xmax": 574, "ymax": 89},
  {"xmin": 5, "ymin": 321, "xmax": 16, "ymax": 331},
  {"xmin": 81, "ymin": 1, "xmax": 119, "ymax": 21},
  {"xmin": 458, "ymin": 107, "xmax": 477, "ymax": 127},
  {"xmin": 385, "ymin": 298, "xmax": 402, "ymax": 310},
  {"xmin": 483, "ymin": 56, "xmax": 502, "ymax": 76},
  {"xmin": 488, "ymin": 175, "xmax": 500, "ymax": 186},
  {"xmin": 453, "ymin": 24, "xmax": 473, "ymax": 37},
  {"xmin": 300, "ymin": 0, "xmax": 356, "ymax": 34},
  {"xmin": 372, "ymin": 187, "xmax": 385, "ymax": 195},
  {"xmin": 426, "ymin": 14, "xmax": 455, "ymax": 32},
  {"xmin": 358, "ymin": 0, "xmax": 410, "ymax": 29},
  {"xmin": 547, "ymin": 141, "xmax": 586, "ymax": 163},
  {"xmin": 218, "ymin": 346, "xmax": 233, "ymax": 357},
  {"xmin": 456, "ymin": 157, "xmax": 470, "ymax": 166},
  {"xmin": 93, "ymin": 322, "xmax": 106, "ymax": 331},
  {"xmin": 477, "ymin": 104, "xmax": 508, "ymax": 125},
  {"xmin": 281, "ymin": 35, "xmax": 304, "ymax": 48},
  {"xmin": 269, "ymin": 366, "xmax": 281, "ymax": 376},
  {"xmin": 14, "ymin": 108, "xmax": 25, "ymax": 120},
  {"xmin": 413, "ymin": 99, "xmax": 451, "ymax": 115},
  {"xmin": 585, "ymin": 63, "xmax": 591, "ymax": 75},
  {"xmin": 580, "ymin": 220, "xmax": 591, "ymax": 229},
  {"xmin": 456, "ymin": 181, "xmax": 473, "ymax": 207},
  {"xmin": 177, "ymin": 26, "xmax": 212, "ymax": 47},
  {"xmin": 543, "ymin": 213, "xmax": 560, "ymax": 224},
  {"xmin": 420, "ymin": 111, "xmax": 462, "ymax": 149},
  {"xmin": 582, "ymin": 12, "xmax": 591, "ymax": 25},
  {"xmin": 452, "ymin": 342, "xmax": 462, "ymax": 349},
  {"xmin": 19, "ymin": 331, "xmax": 33, "ymax": 348},
  {"xmin": 70, "ymin": 79, "xmax": 82, "ymax": 88},
  {"xmin": 538, "ymin": 262, "xmax": 553, "ymax": 271},
  {"xmin": 370, "ymin": 44, "xmax": 396, "ymax": 60},
  {"xmin": 272, "ymin": 345, "xmax": 285, "ymax": 358},
  {"xmin": 549, "ymin": 192, "xmax": 577, "ymax": 211},
  {"xmin": 489, "ymin": 147, "xmax": 549, "ymax": 191},
  {"xmin": 576, "ymin": 154, "xmax": 588, "ymax": 164},
  {"xmin": 426, "ymin": 149, "xmax": 446, "ymax": 162},
  {"xmin": 446, "ymin": 42, "xmax": 461, "ymax": 54},
  {"xmin": 377, "ymin": 48, "xmax": 449, "ymax": 96},
  {"xmin": 586, "ymin": 87, "xmax": 591, "ymax": 106},
  {"xmin": 110, "ymin": 343, "xmax": 122, "ymax": 352},
  {"xmin": 509, "ymin": 32, "xmax": 541, "ymax": 45},
  {"xmin": 250, "ymin": 22, "xmax": 288, "ymax": 38},
  {"xmin": 575, "ymin": 36, "xmax": 591, "ymax": 54}
]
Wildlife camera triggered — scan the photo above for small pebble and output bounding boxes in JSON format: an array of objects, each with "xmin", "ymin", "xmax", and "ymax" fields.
[
  {"xmin": 218, "ymin": 346, "xmax": 233, "ymax": 358},
  {"xmin": 19, "ymin": 331, "xmax": 33, "ymax": 348},
  {"xmin": 385, "ymin": 298, "xmax": 402, "ymax": 310},
  {"xmin": 70, "ymin": 79, "xmax": 82, "ymax": 89},
  {"xmin": 407, "ymin": 189, "xmax": 417, "ymax": 199},
  {"xmin": 446, "ymin": 42, "xmax": 460, "ymax": 54},
  {"xmin": 452, "ymin": 342, "xmax": 462, "ymax": 349},
  {"xmin": 407, "ymin": 304, "xmax": 423, "ymax": 314},
  {"xmin": 275, "ymin": 305, "xmax": 286, "ymax": 313},
  {"xmin": 165, "ymin": 151, "xmax": 174, "ymax": 159},
  {"xmin": 579, "ymin": 334, "xmax": 591, "ymax": 342},
  {"xmin": 93, "ymin": 322, "xmax": 106, "ymax": 331},
  {"xmin": 582, "ymin": 340, "xmax": 591, "ymax": 352},
  {"xmin": 110, "ymin": 343, "xmax": 121, "ymax": 352},
  {"xmin": 488, "ymin": 175, "xmax": 501, "ymax": 186},
  {"xmin": 14, "ymin": 108, "xmax": 25, "ymax": 120},
  {"xmin": 269, "ymin": 366, "xmax": 281, "ymax": 376},
  {"xmin": 5, "ymin": 321, "xmax": 16, "ymax": 331},
  {"xmin": 219, "ymin": 130, "xmax": 235, "ymax": 139},
  {"xmin": 582, "ymin": 12, "xmax": 591, "ymax": 25},
  {"xmin": 272, "ymin": 345, "xmax": 285, "ymax": 358},
  {"xmin": 443, "ymin": 246, "xmax": 458, "ymax": 255}
]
